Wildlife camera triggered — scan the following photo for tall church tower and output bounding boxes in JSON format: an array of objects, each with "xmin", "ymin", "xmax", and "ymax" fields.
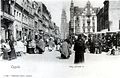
[
  {"xmin": 60, "ymin": 9, "xmax": 68, "ymax": 39},
  {"xmin": 70, "ymin": 0, "xmax": 74, "ymax": 35}
]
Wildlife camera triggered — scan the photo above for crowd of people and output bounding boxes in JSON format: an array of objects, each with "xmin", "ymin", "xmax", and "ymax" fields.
[
  {"xmin": 0, "ymin": 32, "xmax": 120, "ymax": 64},
  {"xmin": 59, "ymin": 32, "xmax": 120, "ymax": 63},
  {"xmin": 87, "ymin": 32, "xmax": 120, "ymax": 55},
  {"xmin": 1, "ymin": 35, "xmax": 17, "ymax": 60},
  {"xmin": 0, "ymin": 34, "xmax": 61, "ymax": 61}
]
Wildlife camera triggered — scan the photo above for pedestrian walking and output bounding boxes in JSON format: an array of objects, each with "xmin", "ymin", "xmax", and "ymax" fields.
[
  {"xmin": 74, "ymin": 34, "xmax": 86, "ymax": 63},
  {"xmin": 111, "ymin": 33, "xmax": 117, "ymax": 49},
  {"xmin": 1, "ymin": 39, "xmax": 11, "ymax": 60},
  {"xmin": 36, "ymin": 36, "xmax": 45, "ymax": 54},
  {"xmin": 15, "ymin": 38, "xmax": 25, "ymax": 56},
  {"xmin": 28, "ymin": 38, "xmax": 36, "ymax": 54},
  {"xmin": 54, "ymin": 39, "xmax": 58, "ymax": 51},
  {"xmin": 59, "ymin": 39, "xmax": 71, "ymax": 59},
  {"xmin": 89, "ymin": 36, "xmax": 95, "ymax": 54},
  {"xmin": 31, "ymin": 38, "xmax": 36, "ymax": 54},
  {"xmin": 105, "ymin": 34, "xmax": 112, "ymax": 52},
  {"xmin": 94, "ymin": 35, "xmax": 100, "ymax": 54},
  {"xmin": 48, "ymin": 38, "xmax": 55, "ymax": 51}
]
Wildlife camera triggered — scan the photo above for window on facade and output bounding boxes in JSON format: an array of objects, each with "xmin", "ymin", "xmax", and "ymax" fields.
[
  {"xmin": 25, "ymin": 16, "xmax": 27, "ymax": 21},
  {"xmin": 1, "ymin": 0, "xmax": 3, "ymax": 11},
  {"xmin": 27, "ymin": 5, "xmax": 29, "ymax": 10},
  {"xmin": 83, "ymin": 28, "xmax": 85, "ymax": 33},
  {"xmin": 119, "ymin": 20, "xmax": 120, "ymax": 29},
  {"xmin": 83, "ymin": 19, "xmax": 85, "ymax": 23},
  {"xmin": 83, "ymin": 23, "xmax": 85, "ymax": 26},
  {"xmin": 14, "ymin": 10, "xmax": 16, "ymax": 15},
  {"xmin": 93, "ymin": 22, "xmax": 95, "ymax": 26},
  {"xmin": 92, "ymin": 17, "xmax": 94, "ymax": 20},
  {"xmin": 17, "ymin": 11, "xmax": 18, "ymax": 16},
  {"xmin": 4, "ymin": 1, "xmax": 11, "ymax": 14},
  {"xmin": 24, "ymin": 16, "xmax": 25, "ymax": 21},
  {"xmin": 83, "ymin": 16, "xmax": 85, "ymax": 19},
  {"xmin": 19, "ymin": 13, "xmax": 21, "ymax": 17},
  {"xmin": 93, "ymin": 28, "xmax": 95, "ymax": 32},
  {"xmin": 22, "ymin": 14, "xmax": 24, "ymax": 19}
]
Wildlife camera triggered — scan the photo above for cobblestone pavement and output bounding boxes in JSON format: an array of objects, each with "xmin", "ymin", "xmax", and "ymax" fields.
[{"xmin": 0, "ymin": 48, "xmax": 120, "ymax": 78}]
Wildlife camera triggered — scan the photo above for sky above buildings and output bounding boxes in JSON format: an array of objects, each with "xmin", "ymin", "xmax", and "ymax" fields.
[{"xmin": 34, "ymin": 0, "xmax": 106, "ymax": 27}]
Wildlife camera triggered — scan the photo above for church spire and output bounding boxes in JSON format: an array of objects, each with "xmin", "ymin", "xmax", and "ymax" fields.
[
  {"xmin": 87, "ymin": 0, "xmax": 91, "ymax": 6},
  {"xmin": 70, "ymin": 0, "xmax": 74, "ymax": 7},
  {"xmin": 71, "ymin": 0, "xmax": 73, "ymax": 3}
]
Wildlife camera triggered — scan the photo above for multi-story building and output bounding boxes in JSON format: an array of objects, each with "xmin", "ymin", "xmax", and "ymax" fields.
[
  {"xmin": 69, "ymin": 0, "xmax": 99, "ymax": 35},
  {"xmin": 1, "ymin": 0, "xmax": 15, "ymax": 40},
  {"xmin": 49, "ymin": 21, "xmax": 60, "ymax": 38},
  {"xmin": 97, "ymin": 0, "xmax": 120, "ymax": 32},
  {"xmin": 50, "ymin": 22, "xmax": 60, "ymax": 39},
  {"xmin": 32, "ymin": 1, "xmax": 42, "ymax": 39},
  {"xmin": 1, "ymin": 0, "xmax": 35, "ymax": 41},
  {"xmin": 21, "ymin": 0, "xmax": 34, "ymax": 40},
  {"xmin": 49, "ymin": 21, "xmax": 55, "ymax": 36},
  {"xmin": 1, "ymin": 0, "xmax": 60, "ymax": 41},
  {"xmin": 60, "ymin": 9, "xmax": 69, "ymax": 39},
  {"xmin": 41, "ymin": 3, "xmax": 51, "ymax": 36},
  {"xmin": 32, "ymin": 1, "xmax": 52, "ymax": 40},
  {"xmin": 97, "ymin": 7, "xmax": 104, "ymax": 32}
]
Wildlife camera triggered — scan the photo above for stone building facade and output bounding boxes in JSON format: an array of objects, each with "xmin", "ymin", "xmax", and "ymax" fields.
[
  {"xmin": 1, "ymin": 0, "xmax": 60, "ymax": 41},
  {"xmin": 97, "ymin": 0, "xmax": 120, "ymax": 32},
  {"xmin": 69, "ymin": 0, "xmax": 99, "ymax": 35}
]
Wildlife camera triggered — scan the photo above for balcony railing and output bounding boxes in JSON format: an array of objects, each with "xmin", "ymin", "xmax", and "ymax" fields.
[{"xmin": 1, "ymin": 11, "xmax": 14, "ymax": 21}]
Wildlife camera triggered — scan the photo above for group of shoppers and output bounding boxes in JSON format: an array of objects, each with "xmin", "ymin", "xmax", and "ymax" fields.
[
  {"xmin": 1, "ymin": 32, "xmax": 120, "ymax": 64},
  {"xmin": 1, "ymin": 35, "xmax": 16, "ymax": 60},
  {"xmin": 59, "ymin": 39, "xmax": 72, "ymax": 59},
  {"xmin": 87, "ymin": 33, "xmax": 120, "ymax": 55}
]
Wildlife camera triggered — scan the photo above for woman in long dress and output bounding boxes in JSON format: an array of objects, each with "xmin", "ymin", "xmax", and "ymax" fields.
[
  {"xmin": 59, "ymin": 39, "xmax": 71, "ymax": 59},
  {"xmin": 74, "ymin": 34, "xmax": 86, "ymax": 63},
  {"xmin": 9, "ymin": 36, "xmax": 17, "ymax": 60},
  {"xmin": 1, "ymin": 39, "xmax": 11, "ymax": 60}
]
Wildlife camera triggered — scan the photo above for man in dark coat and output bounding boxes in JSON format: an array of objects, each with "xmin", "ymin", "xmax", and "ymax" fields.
[
  {"xmin": 89, "ymin": 36, "xmax": 95, "ymax": 54},
  {"xmin": 105, "ymin": 34, "xmax": 112, "ymax": 52},
  {"xmin": 74, "ymin": 34, "xmax": 86, "ymax": 63},
  {"xmin": 111, "ymin": 33, "xmax": 117, "ymax": 49}
]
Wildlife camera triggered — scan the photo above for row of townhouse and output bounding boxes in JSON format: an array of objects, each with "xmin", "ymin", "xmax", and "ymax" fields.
[{"xmin": 0, "ymin": 0, "xmax": 60, "ymax": 41}]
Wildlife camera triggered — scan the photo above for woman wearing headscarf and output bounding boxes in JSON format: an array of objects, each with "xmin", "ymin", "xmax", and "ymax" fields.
[
  {"xmin": 36, "ymin": 36, "xmax": 45, "ymax": 54},
  {"xmin": 1, "ymin": 39, "xmax": 11, "ymax": 60},
  {"xmin": 74, "ymin": 34, "xmax": 86, "ymax": 63},
  {"xmin": 59, "ymin": 39, "xmax": 71, "ymax": 59}
]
